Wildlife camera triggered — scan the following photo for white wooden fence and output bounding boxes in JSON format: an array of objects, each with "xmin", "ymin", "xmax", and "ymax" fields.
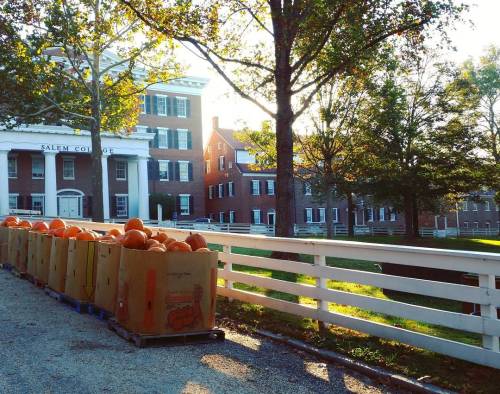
[{"xmin": 62, "ymin": 219, "xmax": 500, "ymax": 369}]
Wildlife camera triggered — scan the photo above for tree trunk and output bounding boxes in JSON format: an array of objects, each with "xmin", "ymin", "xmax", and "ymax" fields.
[
  {"xmin": 346, "ymin": 192, "xmax": 354, "ymax": 238},
  {"xmin": 403, "ymin": 193, "xmax": 414, "ymax": 238},
  {"xmin": 412, "ymin": 196, "xmax": 420, "ymax": 238},
  {"xmin": 325, "ymin": 187, "xmax": 334, "ymax": 239}
]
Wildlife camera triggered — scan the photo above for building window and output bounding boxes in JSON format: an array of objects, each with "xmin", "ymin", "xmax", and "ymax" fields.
[
  {"xmin": 485, "ymin": 221, "xmax": 491, "ymax": 230},
  {"xmin": 304, "ymin": 183, "xmax": 312, "ymax": 196},
  {"xmin": 473, "ymin": 221, "xmax": 479, "ymax": 229},
  {"xmin": 208, "ymin": 185, "xmax": 214, "ymax": 200},
  {"xmin": 9, "ymin": 194, "xmax": 18, "ymax": 210},
  {"xmin": 228, "ymin": 181, "xmax": 234, "ymax": 197},
  {"xmin": 219, "ymin": 156, "xmax": 225, "ymax": 171},
  {"xmin": 267, "ymin": 180, "xmax": 275, "ymax": 195},
  {"xmin": 379, "ymin": 207, "xmax": 385, "ymax": 221},
  {"xmin": 252, "ymin": 209, "xmax": 261, "ymax": 224},
  {"xmin": 229, "ymin": 211, "xmax": 235, "ymax": 223},
  {"xmin": 463, "ymin": 221, "xmax": 469, "ymax": 229},
  {"xmin": 318, "ymin": 208, "xmax": 326, "ymax": 223},
  {"xmin": 32, "ymin": 195, "xmax": 44, "ymax": 215},
  {"xmin": 63, "ymin": 158, "xmax": 75, "ymax": 180},
  {"xmin": 205, "ymin": 160, "xmax": 211, "ymax": 174},
  {"xmin": 176, "ymin": 97, "xmax": 187, "ymax": 117},
  {"xmin": 32, "ymin": 157, "xmax": 44, "ymax": 179},
  {"xmin": 178, "ymin": 161, "xmax": 189, "ymax": 182},
  {"xmin": 485, "ymin": 201, "xmax": 491, "ymax": 211},
  {"xmin": 367, "ymin": 208, "xmax": 374, "ymax": 222},
  {"xmin": 177, "ymin": 129, "xmax": 189, "ymax": 150},
  {"xmin": 139, "ymin": 94, "xmax": 146, "ymax": 114},
  {"xmin": 179, "ymin": 195, "xmax": 190, "ymax": 215},
  {"xmin": 159, "ymin": 160, "xmax": 169, "ymax": 181},
  {"xmin": 473, "ymin": 202, "xmax": 478, "ymax": 211},
  {"xmin": 390, "ymin": 208, "xmax": 397, "ymax": 222},
  {"xmin": 305, "ymin": 208, "xmax": 313, "ymax": 223},
  {"xmin": 136, "ymin": 125, "xmax": 148, "ymax": 133},
  {"xmin": 157, "ymin": 95, "xmax": 168, "ymax": 116},
  {"xmin": 462, "ymin": 201, "xmax": 468, "ymax": 211},
  {"xmin": 228, "ymin": 161, "xmax": 233, "ymax": 169},
  {"xmin": 219, "ymin": 212, "xmax": 225, "ymax": 223},
  {"xmin": 116, "ymin": 160, "xmax": 127, "ymax": 180},
  {"xmin": 158, "ymin": 128, "xmax": 168, "ymax": 148},
  {"xmin": 116, "ymin": 195, "xmax": 128, "ymax": 217},
  {"xmin": 8, "ymin": 157, "xmax": 17, "ymax": 178},
  {"xmin": 218, "ymin": 183, "xmax": 224, "ymax": 198},
  {"xmin": 332, "ymin": 208, "xmax": 339, "ymax": 223},
  {"xmin": 218, "ymin": 142, "xmax": 222, "ymax": 150},
  {"xmin": 251, "ymin": 180, "xmax": 260, "ymax": 195}
]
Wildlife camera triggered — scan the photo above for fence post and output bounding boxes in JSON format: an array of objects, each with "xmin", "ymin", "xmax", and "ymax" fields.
[
  {"xmin": 223, "ymin": 245, "xmax": 234, "ymax": 301},
  {"xmin": 479, "ymin": 274, "xmax": 500, "ymax": 352},
  {"xmin": 314, "ymin": 254, "xmax": 328, "ymax": 331}
]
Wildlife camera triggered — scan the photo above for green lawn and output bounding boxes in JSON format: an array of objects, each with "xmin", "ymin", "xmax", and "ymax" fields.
[{"xmin": 212, "ymin": 236, "xmax": 500, "ymax": 393}]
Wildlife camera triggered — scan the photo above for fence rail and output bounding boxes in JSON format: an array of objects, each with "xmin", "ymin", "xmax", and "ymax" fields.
[{"xmin": 60, "ymin": 219, "xmax": 500, "ymax": 369}]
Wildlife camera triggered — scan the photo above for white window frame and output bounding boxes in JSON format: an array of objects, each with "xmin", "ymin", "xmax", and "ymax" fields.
[
  {"xmin": 31, "ymin": 193, "xmax": 45, "ymax": 215},
  {"xmin": 463, "ymin": 221, "xmax": 469, "ymax": 229},
  {"xmin": 8, "ymin": 193, "xmax": 18, "ymax": 210},
  {"xmin": 158, "ymin": 127, "xmax": 169, "ymax": 148},
  {"xmin": 379, "ymin": 207, "xmax": 385, "ymax": 222},
  {"xmin": 473, "ymin": 202, "xmax": 478, "ymax": 211},
  {"xmin": 139, "ymin": 94, "xmax": 146, "ymax": 114},
  {"xmin": 332, "ymin": 208, "xmax": 339, "ymax": 223},
  {"xmin": 62, "ymin": 157, "xmax": 75, "ymax": 180},
  {"xmin": 115, "ymin": 194, "xmax": 128, "ymax": 217},
  {"xmin": 228, "ymin": 161, "xmax": 233, "ymax": 169},
  {"xmin": 219, "ymin": 155, "xmax": 225, "ymax": 171},
  {"xmin": 251, "ymin": 180, "xmax": 260, "ymax": 196},
  {"xmin": 178, "ymin": 161, "xmax": 189, "ymax": 182},
  {"xmin": 473, "ymin": 221, "xmax": 479, "ymax": 229},
  {"xmin": 8, "ymin": 157, "xmax": 17, "ymax": 178},
  {"xmin": 218, "ymin": 142, "xmax": 222, "ymax": 150},
  {"xmin": 229, "ymin": 211, "xmax": 235, "ymax": 224},
  {"xmin": 136, "ymin": 125, "xmax": 148, "ymax": 133},
  {"xmin": 267, "ymin": 180, "xmax": 275, "ymax": 196},
  {"xmin": 157, "ymin": 94, "xmax": 168, "ymax": 116},
  {"xmin": 205, "ymin": 160, "xmax": 211, "ymax": 174},
  {"xmin": 158, "ymin": 160, "xmax": 170, "ymax": 181},
  {"xmin": 318, "ymin": 208, "xmax": 326, "ymax": 223},
  {"xmin": 177, "ymin": 129, "xmax": 189, "ymax": 150},
  {"xmin": 390, "ymin": 208, "xmax": 396, "ymax": 222},
  {"xmin": 176, "ymin": 96, "xmax": 187, "ymax": 118},
  {"xmin": 462, "ymin": 200, "xmax": 468, "ymax": 211},
  {"xmin": 367, "ymin": 208, "xmax": 374, "ymax": 222},
  {"xmin": 485, "ymin": 221, "xmax": 491, "ymax": 230},
  {"xmin": 252, "ymin": 209, "xmax": 261, "ymax": 224},
  {"xmin": 179, "ymin": 194, "xmax": 190, "ymax": 216},
  {"xmin": 305, "ymin": 208, "xmax": 313, "ymax": 223},
  {"xmin": 218, "ymin": 183, "xmax": 223, "ymax": 198},
  {"xmin": 228, "ymin": 181, "xmax": 234, "ymax": 197},
  {"xmin": 32, "ymin": 156, "xmax": 44, "ymax": 179},
  {"xmin": 208, "ymin": 185, "xmax": 214, "ymax": 200},
  {"xmin": 485, "ymin": 201, "xmax": 491, "ymax": 211},
  {"xmin": 219, "ymin": 212, "xmax": 225, "ymax": 223},
  {"xmin": 304, "ymin": 183, "xmax": 312, "ymax": 196},
  {"xmin": 115, "ymin": 160, "xmax": 127, "ymax": 181}
]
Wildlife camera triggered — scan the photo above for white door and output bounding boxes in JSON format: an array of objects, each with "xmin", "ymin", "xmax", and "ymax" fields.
[{"xmin": 59, "ymin": 197, "xmax": 80, "ymax": 218}]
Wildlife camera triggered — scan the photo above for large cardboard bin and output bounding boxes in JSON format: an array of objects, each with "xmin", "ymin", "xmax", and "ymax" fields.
[
  {"xmin": 27, "ymin": 232, "xmax": 39, "ymax": 276},
  {"xmin": 8, "ymin": 228, "xmax": 28, "ymax": 271},
  {"xmin": 0, "ymin": 226, "xmax": 9, "ymax": 244},
  {"xmin": 95, "ymin": 242, "xmax": 122, "ymax": 314},
  {"xmin": 116, "ymin": 248, "xmax": 218, "ymax": 335},
  {"xmin": 64, "ymin": 239, "xmax": 98, "ymax": 302},
  {"xmin": 0, "ymin": 227, "xmax": 10, "ymax": 264},
  {"xmin": 36, "ymin": 234, "xmax": 53, "ymax": 283},
  {"xmin": 48, "ymin": 237, "xmax": 70, "ymax": 293}
]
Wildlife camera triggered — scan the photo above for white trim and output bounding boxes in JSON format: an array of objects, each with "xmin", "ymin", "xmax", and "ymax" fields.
[
  {"xmin": 158, "ymin": 159, "xmax": 170, "ymax": 181},
  {"xmin": 156, "ymin": 94, "xmax": 168, "ymax": 116},
  {"xmin": 62, "ymin": 157, "xmax": 75, "ymax": 180},
  {"xmin": 57, "ymin": 188, "xmax": 84, "ymax": 196},
  {"xmin": 175, "ymin": 96, "xmax": 188, "ymax": 118},
  {"xmin": 115, "ymin": 159, "xmax": 127, "ymax": 181}
]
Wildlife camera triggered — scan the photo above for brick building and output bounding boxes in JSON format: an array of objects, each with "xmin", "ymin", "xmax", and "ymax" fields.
[{"xmin": 0, "ymin": 53, "xmax": 208, "ymax": 220}]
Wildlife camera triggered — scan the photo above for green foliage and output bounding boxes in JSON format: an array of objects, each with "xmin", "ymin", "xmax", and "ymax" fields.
[{"xmin": 149, "ymin": 193, "xmax": 175, "ymax": 220}]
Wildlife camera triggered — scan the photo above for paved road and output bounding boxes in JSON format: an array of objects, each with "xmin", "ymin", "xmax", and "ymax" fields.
[{"xmin": 0, "ymin": 269, "xmax": 394, "ymax": 393}]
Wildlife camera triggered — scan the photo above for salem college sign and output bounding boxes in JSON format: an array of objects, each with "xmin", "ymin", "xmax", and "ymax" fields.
[{"xmin": 40, "ymin": 144, "xmax": 114, "ymax": 154}]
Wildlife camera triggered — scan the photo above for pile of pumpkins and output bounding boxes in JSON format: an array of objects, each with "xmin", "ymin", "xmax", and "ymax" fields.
[{"xmin": 0, "ymin": 216, "xmax": 209, "ymax": 253}]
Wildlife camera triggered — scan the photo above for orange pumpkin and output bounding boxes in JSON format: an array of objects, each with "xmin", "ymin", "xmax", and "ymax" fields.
[
  {"xmin": 195, "ymin": 247, "xmax": 211, "ymax": 253},
  {"xmin": 162, "ymin": 237, "xmax": 176, "ymax": 248},
  {"xmin": 53, "ymin": 228, "xmax": 66, "ymax": 238},
  {"xmin": 146, "ymin": 239, "xmax": 161, "ymax": 249},
  {"xmin": 152, "ymin": 232, "xmax": 168, "ymax": 243},
  {"xmin": 106, "ymin": 228, "xmax": 122, "ymax": 237},
  {"xmin": 98, "ymin": 234, "xmax": 116, "ymax": 243},
  {"xmin": 49, "ymin": 218, "xmax": 66, "ymax": 230},
  {"xmin": 185, "ymin": 233, "xmax": 208, "ymax": 251},
  {"xmin": 19, "ymin": 220, "xmax": 32, "ymax": 229},
  {"xmin": 3, "ymin": 216, "xmax": 19, "ymax": 225},
  {"xmin": 143, "ymin": 227, "xmax": 153, "ymax": 238},
  {"xmin": 32, "ymin": 221, "xmax": 49, "ymax": 232},
  {"xmin": 124, "ymin": 218, "xmax": 144, "ymax": 232},
  {"xmin": 122, "ymin": 229, "xmax": 147, "ymax": 250},
  {"xmin": 63, "ymin": 226, "xmax": 81, "ymax": 238},
  {"xmin": 167, "ymin": 241, "xmax": 192, "ymax": 252},
  {"xmin": 76, "ymin": 231, "xmax": 96, "ymax": 241},
  {"xmin": 148, "ymin": 246, "xmax": 166, "ymax": 253}
]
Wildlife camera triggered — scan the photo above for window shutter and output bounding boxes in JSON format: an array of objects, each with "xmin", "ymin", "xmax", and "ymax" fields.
[
  {"xmin": 147, "ymin": 159, "xmax": 153, "ymax": 179},
  {"xmin": 384, "ymin": 208, "xmax": 389, "ymax": 221},
  {"xmin": 166, "ymin": 97, "xmax": 172, "ymax": 116},
  {"xmin": 153, "ymin": 128, "xmax": 159, "ymax": 148},
  {"xmin": 153, "ymin": 95, "xmax": 158, "ymax": 115},
  {"xmin": 186, "ymin": 99, "xmax": 191, "ymax": 117},
  {"xmin": 374, "ymin": 208, "xmax": 379, "ymax": 221},
  {"xmin": 188, "ymin": 162, "xmax": 193, "ymax": 181},
  {"xmin": 86, "ymin": 196, "xmax": 92, "ymax": 218},
  {"xmin": 250, "ymin": 211, "xmax": 255, "ymax": 224},
  {"xmin": 303, "ymin": 182, "xmax": 307, "ymax": 194},
  {"xmin": 259, "ymin": 181, "xmax": 262, "ymax": 195},
  {"xmin": 145, "ymin": 95, "xmax": 151, "ymax": 114},
  {"xmin": 189, "ymin": 196, "xmax": 194, "ymax": 215},
  {"xmin": 175, "ymin": 162, "xmax": 180, "ymax": 181},
  {"xmin": 273, "ymin": 181, "xmax": 276, "ymax": 194},
  {"xmin": 232, "ymin": 183, "xmax": 236, "ymax": 197},
  {"xmin": 173, "ymin": 97, "xmax": 178, "ymax": 116},
  {"xmin": 264, "ymin": 181, "xmax": 268, "ymax": 195},
  {"xmin": 304, "ymin": 209, "xmax": 307, "ymax": 223},
  {"xmin": 187, "ymin": 131, "xmax": 192, "ymax": 149},
  {"xmin": 176, "ymin": 196, "xmax": 181, "ymax": 215},
  {"xmin": 250, "ymin": 181, "xmax": 253, "ymax": 195},
  {"xmin": 225, "ymin": 183, "xmax": 229, "ymax": 196},
  {"xmin": 154, "ymin": 160, "xmax": 160, "ymax": 180},
  {"xmin": 110, "ymin": 196, "xmax": 117, "ymax": 218},
  {"xmin": 168, "ymin": 161, "xmax": 174, "ymax": 181},
  {"xmin": 174, "ymin": 130, "xmax": 179, "ymax": 149},
  {"xmin": 167, "ymin": 129, "xmax": 173, "ymax": 149},
  {"xmin": 364, "ymin": 209, "xmax": 369, "ymax": 222}
]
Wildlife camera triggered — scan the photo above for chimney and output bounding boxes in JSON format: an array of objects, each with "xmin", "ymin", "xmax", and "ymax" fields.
[{"xmin": 212, "ymin": 116, "xmax": 219, "ymax": 130}]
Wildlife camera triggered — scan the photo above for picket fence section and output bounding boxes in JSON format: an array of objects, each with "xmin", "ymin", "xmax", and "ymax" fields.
[{"xmin": 61, "ymin": 219, "xmax": 500, "ymax": 369}]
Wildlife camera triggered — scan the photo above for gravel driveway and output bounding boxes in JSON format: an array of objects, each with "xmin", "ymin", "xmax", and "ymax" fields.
[{"xmin": 0, "ymin": 269, "xmax": 394, "ymax": 394}]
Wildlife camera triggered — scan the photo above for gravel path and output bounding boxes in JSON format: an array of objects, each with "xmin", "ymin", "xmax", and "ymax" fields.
[{"xmin": 0, "ymin": 269, "xmax": 395, "ymax": 394}]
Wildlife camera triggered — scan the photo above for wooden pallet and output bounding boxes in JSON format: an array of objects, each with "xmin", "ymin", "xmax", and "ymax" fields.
[
  {"xmin": 88, "ymin": 304, "xmax": 113, "ymax": 321},
  {"xmin": 44, "ymin": 287, "xmax": 90, "ymax": 313},
  {"xmin": 107, "ymin": 318, "xmax": 225, "ymax": 348}
]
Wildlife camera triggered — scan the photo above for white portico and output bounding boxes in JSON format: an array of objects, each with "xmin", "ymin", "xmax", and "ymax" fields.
[{"xmin": 0, "ymin": 125, "xmax": 153, "ymax": 220}]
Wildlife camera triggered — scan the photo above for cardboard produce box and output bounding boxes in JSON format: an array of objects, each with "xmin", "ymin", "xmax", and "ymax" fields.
[
  {"xmin": 27, "ymin": 232, "xmax": 39, "ymax": 276},
  {"xmin": 94, "ymin": 242, "xmax": 122, "ymax": 314},
  {"xmin": 64, "ymin": 239, "xmax": 98, "ymax": 302},
  {"xmin": 15, "ymin": 228, "xmax": 29, "ymax": 272},
  {"xmin": 0, "ymin": 226, "xmax": 9, "ymax": 244},
  {"xmin": 7, "ymin": 228, "xmax": 19, "ymax": 266},
  {"xmin": 48, "ymin": 237, "xmax": 70, "ymax": 293},
  {"xmin": 36, "ymin": 234, "xmax": 53, "ymax": 284},
  {"xmin": 0, "ymin": 243, "xmax": 8, "ymax": 264},
  {"xmin": 116, "ymin": 248, "xmax": 218, "ymax": 335}
]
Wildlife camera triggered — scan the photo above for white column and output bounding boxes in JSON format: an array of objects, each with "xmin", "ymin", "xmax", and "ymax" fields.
[
  {"xmin": 101, "ymin": 154, "xmax": 110, "ymax": 221},
  {"xmin": 137, "ymin": 156, "xmax": 149, "ymax": 220},
  {"xmin": 127, "ymin": 159, "xmax": 139, "ymax": 218},
  {"xmin": 44, "ymin": 151, "xmax": 57, "ymax": 217},
  {"xmin": 0, "ymin": 150, "xmax": 9, "ymax": 216}
]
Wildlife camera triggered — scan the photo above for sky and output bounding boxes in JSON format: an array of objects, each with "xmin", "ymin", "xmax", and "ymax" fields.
[{"xmin": 177, "ymin": 1, "xmax": 500, "ymax": 145}]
